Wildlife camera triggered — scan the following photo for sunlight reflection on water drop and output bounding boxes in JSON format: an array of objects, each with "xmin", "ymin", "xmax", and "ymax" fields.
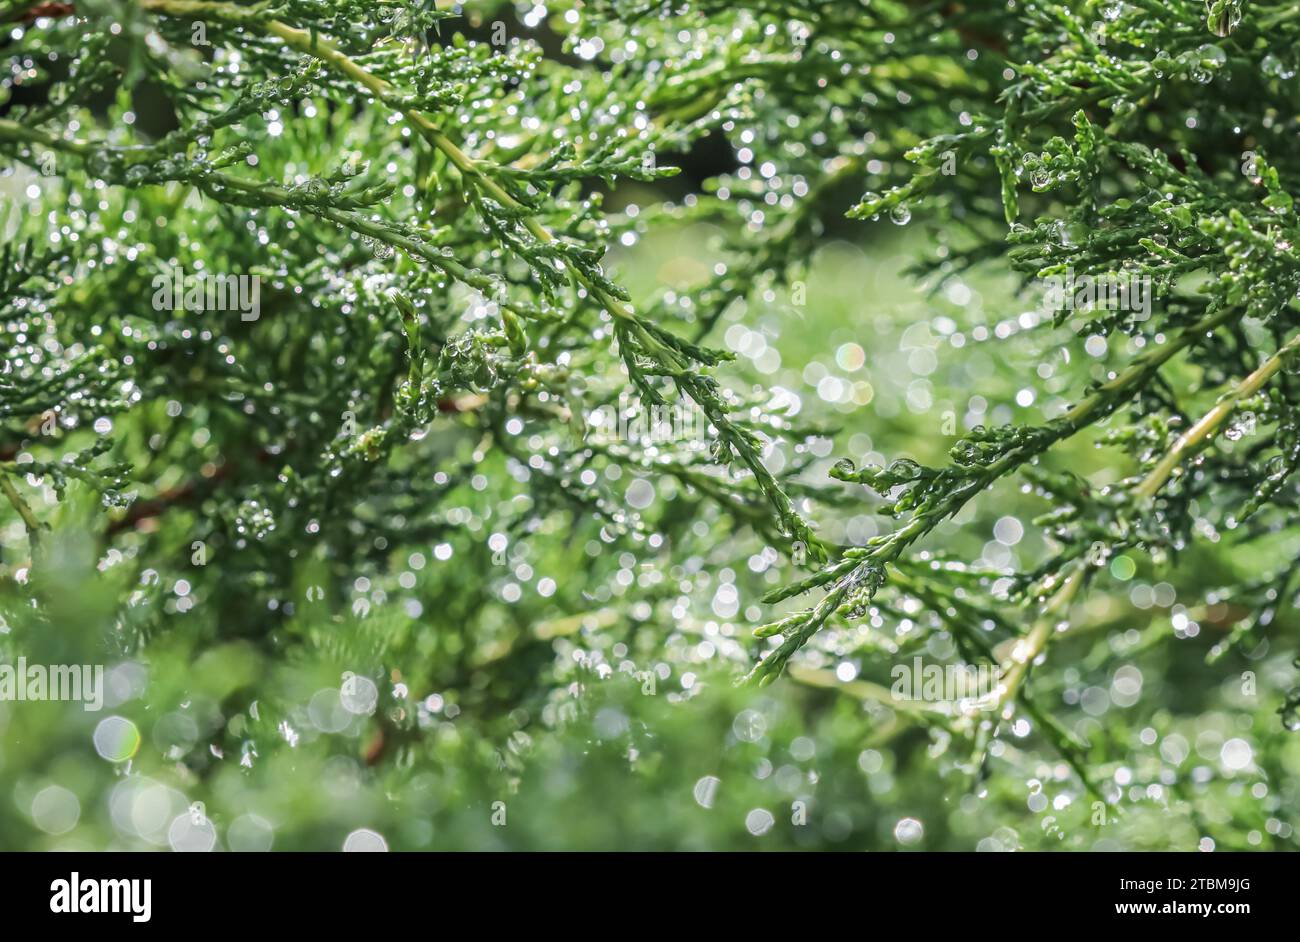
[
  {"xmin": 745, "ymin": 808, "xmax": 774, "ymax": 836},
  {"xmin": 343, "ymin": 828, "xmax": 388, "ymax": 852},
  {"xmin": 693, "ymin": 775, "xmax": 720, "ymax": 809}
]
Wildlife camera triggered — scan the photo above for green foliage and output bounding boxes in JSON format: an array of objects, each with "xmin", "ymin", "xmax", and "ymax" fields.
[{"xmin": 0, "ymin": 0, "xmax": 1298, "ymax": 850}]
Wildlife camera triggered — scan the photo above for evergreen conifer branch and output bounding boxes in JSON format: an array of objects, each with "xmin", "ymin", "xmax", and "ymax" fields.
[{"xmin": 129, "ymin": 0, "xmax": 824, "ymax": 554}]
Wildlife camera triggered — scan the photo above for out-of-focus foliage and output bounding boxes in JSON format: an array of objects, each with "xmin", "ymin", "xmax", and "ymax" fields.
[{"xmin": 0, "ymin": 0, "xmax": 1297, "ymax": 851}]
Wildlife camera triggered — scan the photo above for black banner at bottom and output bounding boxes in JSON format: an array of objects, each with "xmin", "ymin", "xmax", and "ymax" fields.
[{"xmin": 6, "ymin": 850, "xmax": 1288, "ymax": 928}]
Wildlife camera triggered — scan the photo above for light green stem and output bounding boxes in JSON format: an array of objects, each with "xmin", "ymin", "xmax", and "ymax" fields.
[{"xmin": 1, "ymin": 471, "xmax": 44, "ymax": 557}]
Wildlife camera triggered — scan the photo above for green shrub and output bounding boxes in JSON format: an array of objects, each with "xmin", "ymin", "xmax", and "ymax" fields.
[{"xmin": 0, "ymin": 0, "xmax": 1296, "ymax": 850}]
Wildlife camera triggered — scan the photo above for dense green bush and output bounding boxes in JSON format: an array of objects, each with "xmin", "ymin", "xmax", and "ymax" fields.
[{"xmin": 0, "ymin": 0, "xmax": 1297, "ymax": 850}]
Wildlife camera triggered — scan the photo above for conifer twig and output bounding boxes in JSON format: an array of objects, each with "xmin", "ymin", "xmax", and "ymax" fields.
[
  {"xmin": 991, "ymin": 330, "xmax": 1300, "ymax": 712},
  {"xmin": 0, "ymin": 470, "xmax": 44, "ymax": 556},
  {"xmin": 746, "ymin": 305, "xmax": 1242, "ymax": 684},
  {"xmin": 136, "ymin": 0, "xmax": 824, "ymax": 553}
]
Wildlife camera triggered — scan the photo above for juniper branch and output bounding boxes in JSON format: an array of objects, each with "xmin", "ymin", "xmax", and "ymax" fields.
[
  {"xmin": 746, "ymin": 305, "xmax": 1240, "ymax": 684},
  {"xmin": 136, "ymin": 0, "xmax": 822, "ymax": 553}
]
